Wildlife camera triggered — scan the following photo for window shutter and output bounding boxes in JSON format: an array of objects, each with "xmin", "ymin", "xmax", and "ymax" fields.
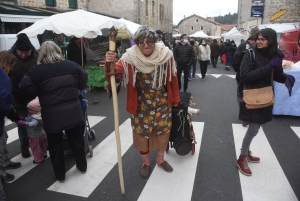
[
  {"xmin": 45, "ymin": 0, "xmax": 56, "ymax": 6},
  {"xmin": 69, "ymin": 0, "xmax": 77, "ymax": 8}
]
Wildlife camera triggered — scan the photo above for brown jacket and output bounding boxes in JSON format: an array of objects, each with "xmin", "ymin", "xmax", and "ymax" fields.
[{"xmin": 210, "ymin": 43, "xmax": 220, "ymax": 57}]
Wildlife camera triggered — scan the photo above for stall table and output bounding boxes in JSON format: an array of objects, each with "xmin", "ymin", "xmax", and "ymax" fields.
[
  {"xmin": 84, "ymin": 65, "xmax": 108, "ymax": 88},
  {"xmin": 272, "ymin": 69, "xmax": 300, "ymax": 116}
]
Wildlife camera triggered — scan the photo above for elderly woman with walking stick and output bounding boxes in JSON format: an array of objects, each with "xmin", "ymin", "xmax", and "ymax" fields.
[{"xmin": 105, "ymin": 26, "xmax": 180, "ymax": 178}]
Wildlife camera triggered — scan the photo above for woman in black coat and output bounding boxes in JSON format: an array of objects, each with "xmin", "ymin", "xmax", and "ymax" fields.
[
  {"xmin": 236, "ymin": 28, "xmax": 295, "ymax": 176},
  {"xmin": 19, "ymin": 41, "xmax": 88, "ymax": 183}
]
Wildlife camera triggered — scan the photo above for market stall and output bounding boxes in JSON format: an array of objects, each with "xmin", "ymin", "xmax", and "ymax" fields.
[{"xmin": 272, "ymin": 69, "xmax": 300, "ymax": 116}]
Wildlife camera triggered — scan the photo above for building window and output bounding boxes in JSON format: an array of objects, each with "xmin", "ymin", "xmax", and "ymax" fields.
[
  {"xmin": 46, "ymin": 0, "xmax": 56, "ymax": 6},
  {"xmin": 69, "ymin": 0, "xmax": 77, "ymax": 8},
  {"xmin": 2, "ymin": 0, "xmax": 17, "ymax": 2},
  {"xmin": 159, "ymin": 3, "xmax": 164, "ymax": 21},
  {"xmin": 191, "ymin": 26, "xmax": 194, "ymax": 31},
  {"xmin": 200, "ymin": 26, "xmax": 203, "ymax": 30},
  {"xmin": 196, "ymin": 19, "xmax": 198, "ymax": 23},
  {"xmin": 146, "ymin": 0, "xmax": 148, "ymax": 16},
  {"xmin": 152, "ymin": 1, "xmax": 155, "ymax": 17}
]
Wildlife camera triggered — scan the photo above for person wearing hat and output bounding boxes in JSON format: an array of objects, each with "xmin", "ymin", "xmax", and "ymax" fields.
[
  {"xmin": 9, "ymin": 33, "xmax": 39, "ymax": 158},
  {"xmin": 17, "ymin": 97, "xmax": 47, "ymax": 164}
]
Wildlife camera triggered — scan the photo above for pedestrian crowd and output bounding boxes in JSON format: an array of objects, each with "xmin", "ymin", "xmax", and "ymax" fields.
[{"xmin": 0, "ymin": 25, "xmax": 296, "ymax": 200}]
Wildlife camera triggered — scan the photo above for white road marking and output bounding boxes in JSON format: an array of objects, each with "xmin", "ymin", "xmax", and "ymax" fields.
[
  {"xmin": 48, "ymin": 118, "xmax": 133, "ymax": 198},
  {"xmin": 5, "ymin": 116, "xmax": 104, "ymax": 145},
  {"xmin": 290, "ymin": 127, "xmax": 300, "ymax": 139},
  {"xmin": 4, "ymin": 118, "xmax": 13, "ymax": 126},
  {"xmin": 232, "ymin": 124, "xmax": 298, "ymax": 201},
  {"xmin": 138, "ymin": 122, "xmax": 204, "ymax": 201},
  {"xmin": 197, "ymin": 74, "xmax": 222, "ymax": 78},
  {"xmin": 225, "ymin": 74, "xmax": 236, "ymax": 79},
  {"xmin": 7, "ymin": 128, "xmax": 19, "ymax": 144},
  {"xmin": 6, "ymin": 150, "xmax": 49, "ymax": 183},
  {"xmin": 6, "ymin": 116, "xmax": 105, "ymax": 183}
]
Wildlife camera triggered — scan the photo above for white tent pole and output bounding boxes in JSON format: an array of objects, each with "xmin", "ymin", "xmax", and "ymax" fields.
[{"xmin": 81, "ymin": 38, "xmax": 84, "ymax": 67}]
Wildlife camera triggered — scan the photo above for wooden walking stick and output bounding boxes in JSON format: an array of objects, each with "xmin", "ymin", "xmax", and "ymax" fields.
[{"xmin": 108, "ymin": 26, "xmax": 125, "ymax": 195}]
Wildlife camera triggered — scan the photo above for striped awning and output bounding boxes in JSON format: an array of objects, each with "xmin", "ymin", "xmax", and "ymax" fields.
[{"xmin": 0, "ymin": 14, "xmax": 47, "ymax": 23}]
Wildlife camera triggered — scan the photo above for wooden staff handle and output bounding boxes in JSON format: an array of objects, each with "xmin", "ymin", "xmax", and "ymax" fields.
[{"xmin": 108, "ymin": 26, "xmax": 125, "ymax": 195}]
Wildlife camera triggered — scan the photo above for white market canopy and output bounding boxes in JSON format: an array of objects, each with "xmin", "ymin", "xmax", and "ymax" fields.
[
  {"xmin": 221, "ymin": 27, "xmax": 247, "ymax": 46},
  {"xmin": 190, "ymin": 31, "xmax": 209, "ymax": 38},
  {"xmin": 117, "ymin": 18, "xmax": 141, "ymax": 36},
  {"xmin": 18, "ymin": 9, "xmax": 133, "ymax": 39}
]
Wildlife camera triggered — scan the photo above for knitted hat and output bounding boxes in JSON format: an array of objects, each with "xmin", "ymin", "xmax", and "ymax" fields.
[
  {"xmin": 16, "ymin": 33, "xmax": 32, "ymax": 51},
  {"xmin": 27, "ymin": 97, "xmax": 41, "ymax": 113}
]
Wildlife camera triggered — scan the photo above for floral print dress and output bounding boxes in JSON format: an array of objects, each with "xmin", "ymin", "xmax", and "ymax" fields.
[{"xmin": 131, "ymin": 68, "xmax": 172, "ymax": 139}]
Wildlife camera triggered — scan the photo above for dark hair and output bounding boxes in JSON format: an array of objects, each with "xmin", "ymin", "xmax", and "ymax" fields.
[
  {"xmin": 256, "ymin": 28, "xmax": 278, "ymax": 57},
  {"xmin": 180, "ymin": 34, "xmax": 187, "ymax": 39},
  {"xmin": 213, "ymin": 39, "xmax": 217, "ymax": 43}
]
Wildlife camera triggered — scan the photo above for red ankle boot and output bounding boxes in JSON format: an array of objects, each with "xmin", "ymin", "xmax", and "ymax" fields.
[
  {"xmin": 247, "ymin": 150, "xmax": 260, "ymax": 163},
  {"xmin": 236, "ymin": 155, "xmax": 252, "ymax": 176}
]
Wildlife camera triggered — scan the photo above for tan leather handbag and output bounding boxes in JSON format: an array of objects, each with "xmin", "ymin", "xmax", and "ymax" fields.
[{"xmin": 243, "ymin": 70, "xmax": 275, "ymax": 109}]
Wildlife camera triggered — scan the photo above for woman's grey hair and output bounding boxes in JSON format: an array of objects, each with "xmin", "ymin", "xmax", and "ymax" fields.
[
  {"xmin": 37, "ymin": 41, "xmax": 65, "ymax": 64},
  {"xmin": 133, "ymin": 25, "xmax": 157, "ymax": 44}
]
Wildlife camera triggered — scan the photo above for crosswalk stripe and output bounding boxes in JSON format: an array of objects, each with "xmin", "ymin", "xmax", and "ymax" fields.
[
  {"xmin": 232, "ymin": 124, "xmax": 298, "ymax": 201},
  {"xmin": 290, "ymin": 127, "xmax": 300, "ymax": 139},
  {"xmin": 7, "ymin": 128, "xmax": 19, "ymax": 145},
  {"xmin": 206, "ymin": 74, "xmax": 222, "ymax": 78},
  {"xmin": 225, "ymin": 74, "xmax": 235, "ymax": 79},
  {"xmin": 6, "ymin": 150, "xmax": 49, "ymax": 183},
  {"xmin": 47, "ymin": 118, "xmax": 133, "ymax": 198},
  {"xmin": 138, "ymin": 122, "xmax": 204, "ymax": 201},
  {"xmin": 4, "ymin": 118, "xmax": 13, "ymax": 126},
  {"xmin": 5, "ymin": 116, "xmax": 104, "ymax": 145},
  {"xmin": 5, "ymin": 116, "xmax": 105, "ymax": 183}
]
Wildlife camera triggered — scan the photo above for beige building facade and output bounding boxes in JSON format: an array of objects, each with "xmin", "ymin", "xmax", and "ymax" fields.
[
  {"xmin": 178, "ymin": 14, "xmax": 222, "ymax": 37},
  {"xmin": 88, "ymin": 0, "xmax": 173, "ymax": 40},
  {"xmin": 238, "ymin": 0, "xmax": 300, "ymax": 35},
  {"xmin": 1, "ymin": 0, "xmax": 87, "ymax": 10}
]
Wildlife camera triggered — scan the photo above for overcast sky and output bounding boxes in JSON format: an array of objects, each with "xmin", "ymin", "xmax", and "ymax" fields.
[{"xmin": 173, "ymin": 0, "xmax": 238, "ymax": 25}]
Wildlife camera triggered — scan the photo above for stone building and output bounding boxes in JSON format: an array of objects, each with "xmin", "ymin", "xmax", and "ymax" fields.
[
  {"xmin": 237, "ymin": 0, "xmax": 300, "ymax": 35},
  {"xmin": 0, "ymin": 0, "xmax": 87, "ymax": 34},
  {"xmin": 88, "ymin": 0, "xmax": 173, "ymax": 41},
  {"xmin": 177, "ymin": 14, "xmax": 222, "ymax": 36}
]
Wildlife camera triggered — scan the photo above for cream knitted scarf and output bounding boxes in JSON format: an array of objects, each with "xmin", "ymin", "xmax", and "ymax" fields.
[{"xmin": 120, "ymin": 43, "xmax": 177, "ymax": 89}]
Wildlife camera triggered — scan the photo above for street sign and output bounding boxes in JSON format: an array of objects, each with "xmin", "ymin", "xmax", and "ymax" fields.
[{"xmin": 251, "ymin": 6, "xmax": 264, "ymax": 17}]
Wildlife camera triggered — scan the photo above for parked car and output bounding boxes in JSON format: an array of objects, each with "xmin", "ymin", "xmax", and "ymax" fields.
[
  {"xmin": 279, "ymin": 28, "xmax": 300, "ymax": 63},
  {"xmin": 0, "ymin": 34, "xmax": 40, "ymax": 52}
]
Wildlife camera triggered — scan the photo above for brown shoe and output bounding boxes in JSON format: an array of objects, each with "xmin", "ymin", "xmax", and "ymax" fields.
[
  {"xmin": 157, "ymin": 161, "xmax": 173, "ymax": 172},
  {"xmin": 140, "ymin": 164, "xmax": 150, "ymax": 178},
  {"xmin": 247, "ymin": 150, "xmax": 260, "ymax": 163}
]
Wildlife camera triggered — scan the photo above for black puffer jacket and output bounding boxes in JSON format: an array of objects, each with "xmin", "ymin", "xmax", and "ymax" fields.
[
  {"xmin": 9, "ymin": 44, "xmax": 38, "ymax": 105},
  {"xmin": 224, "ymin": 42, "xmax": 236, "ymax": 56},
  {"xmin": 239, "ymin": 48, "xmax": 290, "ymax": 124},
  {"xmin": 173, "ymin": 42, "xmax": 194, "ymax": 66},
  {"xmin": 19, "ymin": 60, "xmax": 88, "ymax": 133}
]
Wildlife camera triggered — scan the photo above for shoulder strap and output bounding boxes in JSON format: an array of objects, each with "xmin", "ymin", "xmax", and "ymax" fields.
[{"xmin": 243, "ymin": 49, "xmax": 274, "ymax": 89}]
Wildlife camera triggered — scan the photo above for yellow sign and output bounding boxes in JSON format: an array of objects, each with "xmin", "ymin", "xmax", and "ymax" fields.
[{"xmin": 270, "ymin": 9, "xmax": 287, "ymax": 21}]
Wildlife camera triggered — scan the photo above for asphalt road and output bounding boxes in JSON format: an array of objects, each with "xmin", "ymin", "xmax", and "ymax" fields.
[{"xmin": 4, "ymin": 62, "xmax": 300, "ymax": 201}]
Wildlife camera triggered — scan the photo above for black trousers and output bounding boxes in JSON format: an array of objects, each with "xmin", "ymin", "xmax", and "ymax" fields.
[
  {"xmin": 177, "ymin": 64, "xmax": 189, "ymax": 91},
  {"xmin": 211, "ymin": 56, "xmax": 218, "ymax": 67},
  {"xmin": 199, "ymin": 60, "xmax": 208, "ymax": 78},
  {"xmin": 47, "ymin": 123, "xmax": 87, "ymax": 180}
]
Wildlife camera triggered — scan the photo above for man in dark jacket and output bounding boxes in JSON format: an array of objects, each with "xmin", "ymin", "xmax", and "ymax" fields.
[
  {"xmin": 210, "ymin": 39, "xmax": 220, "ymax": 68},
  {"xmin": 67, "ymin": 36, "xmax": 86, "ymax": 67},
  {"xmin": 9, "ymin": 33, "xmax": 38, "ymax": 158},
  {"xmin": 173, "ymin": 34, "xmax": 194, "ymax": 92},
  {"xmin": 232, "ymin": 28, "xmax": 259, "ymax": 83}
]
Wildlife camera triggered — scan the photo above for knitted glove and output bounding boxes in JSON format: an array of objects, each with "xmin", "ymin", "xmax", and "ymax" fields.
[
  {"xmin": 287, "ymin": 76, "xmax": 295, "ymax": 87},
  {"xmin": 17, "ymin": 120, "xmax": 27, "ymax": 127},
  {"xmin": 268, "ymin": 58, "xmax": 282, "ymax": 69}
]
